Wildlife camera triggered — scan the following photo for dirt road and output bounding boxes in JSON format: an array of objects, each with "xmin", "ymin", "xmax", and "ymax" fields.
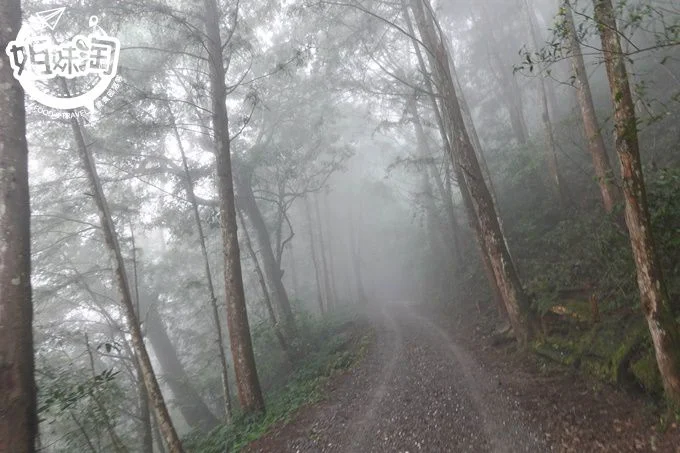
[{"xmin": 247, "ymin": 302, "xmax": 550, "ymax": 452}]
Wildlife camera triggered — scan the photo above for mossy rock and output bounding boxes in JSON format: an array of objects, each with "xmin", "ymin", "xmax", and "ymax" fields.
[{"xmin": 630, "ymin": 351, "xmax": 663, "ymax": 396}]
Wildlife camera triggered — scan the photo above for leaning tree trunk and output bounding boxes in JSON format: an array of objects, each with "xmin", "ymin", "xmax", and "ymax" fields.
[
  {"xmin": 564, "ymin": 0, "xmax": 619, "ymax": 213},
  {"xmin": 411, "ymin": 0, "xmax": 533, "ymax": 345},
  {"xmin": 68, "ymin": 116, "xmax": 184, "ymax": 451},
  {"xmin": 402, "ymin": 1, "xmax": 504, "ymax": 321},
  {"xmin": 204, "ymin": 0, "xmax": 265, "ymax": 415},
  {"xmin": 0, "ymin": 2, "xmax": 37, "ymax": 451},
  {"xmin": 169, "ymin": 110, "xmax": 232, "ymax": 422},
  {"xmin": 237, "ymin": 207, "xmax": 291, "ymax": 356},
  {"xmin": 139, "ymin": 297, "xmax": 219, "ymax": 431},
  {"xmin": 236, "ymin": 170, "xmax": 296, "ymax": 337},
  {"xmin": 593, "ymin": 0, "xmax": 680, "ymax": 407}
]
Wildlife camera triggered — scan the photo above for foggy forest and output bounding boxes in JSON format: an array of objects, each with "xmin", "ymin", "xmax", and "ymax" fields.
[{"xmin": 1, "ymin": 0, "xmax": 680, "ymax": 451}]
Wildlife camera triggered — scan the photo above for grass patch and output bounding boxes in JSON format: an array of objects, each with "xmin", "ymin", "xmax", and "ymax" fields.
[{"xmin": 185, "ymin": 311, "xmax": 371, "ymax": 453}]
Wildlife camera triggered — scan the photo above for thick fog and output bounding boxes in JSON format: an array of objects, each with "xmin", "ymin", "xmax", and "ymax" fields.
[{"xmin": 1, "ymin": 0, "xmax": 679, "ymax": 451}]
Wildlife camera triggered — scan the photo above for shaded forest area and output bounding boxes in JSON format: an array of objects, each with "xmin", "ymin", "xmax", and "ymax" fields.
[{"xmin": 1, "ymin": 0, "xmax": 680, "ymax": 452}]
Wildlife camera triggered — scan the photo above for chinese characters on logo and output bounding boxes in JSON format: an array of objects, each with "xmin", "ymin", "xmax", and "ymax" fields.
[{"xmin": 7, "ymin": 35, "xmax": 119, "ymax": 79}]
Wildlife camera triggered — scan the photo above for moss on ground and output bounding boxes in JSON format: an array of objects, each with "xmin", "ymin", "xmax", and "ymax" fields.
[{"xmin": 533, "ymin": 315, "xmax": 660, "ymax": 394}]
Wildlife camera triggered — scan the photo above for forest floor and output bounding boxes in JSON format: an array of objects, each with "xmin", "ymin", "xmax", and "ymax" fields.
[{"xmin": 242, "ymin": 302, "xmax": 680, "ymax": 452}]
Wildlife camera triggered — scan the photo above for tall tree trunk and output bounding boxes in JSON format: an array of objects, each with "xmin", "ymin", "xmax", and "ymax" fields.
[
  {"xmin": 322, "ymin": 196, "xmax": 340, "ymax": 306},
  {"xmin": 524, "ymin": 0, "xmax": 569, "ymax": 207},
  {"xmin": 593, "ymin": 0, "xmax": 680, "ymax": 406},
  {"xmin": 410, "ymin": 0, "xmax": 533, "ymax": 345},
  {"xmin": 304, "ymin": 196, "xmax": 325, "ymax": 313},
  {"xmin": 139, "ymin": 297, "xmax": 219, "ymax": 431},
  {"xmin": 68, "ymin": 116, "xmax": 184, "ymax": 451},
  {"xmin": 403, "ymin": 0, "xmax": 507, "ymax": 320},
  {"xmin": 288, "ymin": 242, "xmax": 300, "ymax": 299},
  {"xmin": 0, "ymin": 2, "xmax": 37, "ymax": 452},
  {"xmin": 314, "ymin": 195, "xmax": 335, "ymax": 310},
  {"xmin": 169, "ymin": 110, "xmax": 232, "ymax": 422},
  {"xmin": 348, "ymin": 210, "xmax": 368, "ymax": 305},
  {"xmin": 136, "ymin": 360, "xmax": 154, "ymax": 453},
  {"xmin": 235, "ymin": 171, "xmax": 296, "ymax": 336},
  {"xmin": 203, "ymin": 0, "xmax": 265, "ymax": 415},
  {"xmin": 237, "ymin": 207, "xmax": 291, "ymax": 356},
  {"xmin": 564, "ymin": 0, "xmax": 619, "ymax": 213}
]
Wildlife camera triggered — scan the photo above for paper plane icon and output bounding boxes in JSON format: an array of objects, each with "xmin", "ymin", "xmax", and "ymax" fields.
[{"xmin": 36, "ymin": 7, "xmax": 66, "ymax": 31}]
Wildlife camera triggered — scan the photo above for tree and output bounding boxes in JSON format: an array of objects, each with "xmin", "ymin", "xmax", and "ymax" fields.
[
  {"xmin": 409, "ymin": 0, "xmax": 534, "ymax": 345},
  {"xmin": 203, "ymin": 0, "xmax": 265, "ymax": 414},
  {"xmin": 235, "ymin": 165, "xmax": 297, "ymax": 337},
  {"xmin": 523, "ymin": 0, "xmax": 568, "ymax": 207},
  {"xmin": 68, "ymin": 114, "xmax": 185, "ymax": 452},
  {"xmin": 562, "ymin": 0, "xmax": 619, "ymax": 213},
  {"xmin": 593, "ymin": 0, "xmax": 680, "ymax": 406},
  {"xmin": 0, "ymin": 1, "xmax": 37, "ymax": 451}
]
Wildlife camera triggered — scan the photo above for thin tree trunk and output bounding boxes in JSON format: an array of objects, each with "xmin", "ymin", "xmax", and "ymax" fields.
[
  {"xmin": 348, "ymin": 211, "xmax": 368, "ymax": 305},
  {"xmin": 323, "ymin": 197, "xmax": 340, "ymax": 306},
  {"xmin": 237, "ymin": 207, "xmax": 291, "ymax": 355},
  {"xmin": 524, "ymin": 0, "xmax": 569, "ymax": 207},
  {"xmin": 314, "ymin": 195, "xmax": 334, "ymax": 310},
  {"xmin": 169, "ymin": 110, "xmax": 232, "ymax": 422},
  {"xmin": 304, "ymin": 197, "xmax": 325, "ymax": 313},
  {"xmin": 236, "ymin": 171, "xmax": 296, "ymax": 336},
  {"xmin": 203, "ymin": 0, "xmax": 265, "ymax": 415},
  {"xmin": 564, "ymin": 0, "xmax": 619, "ymax": 213},
  {"xmin": 68, "ymin": 114, "xmax": 184, "ymax": 451},
  {"xmin": 136, "ymin": 361, "xmax": 154, "ymax": 453},
  {"xmin": 593, "ymin": 0, "xmax": 680, "ymax": 406},
  {"xmin": 410, "ymin": 0, "xmax": 533, "ymax": 345},
  {"xmin": 288, "ymin": 242, "xmax": 300, "ymax": 299},
  {"xmin": 0, "ymin": 2, "xmax": 36, "ymax": 451},
  {"xmin": 85, "ymin": 336, "xmax": 128, "ymax": 453}
]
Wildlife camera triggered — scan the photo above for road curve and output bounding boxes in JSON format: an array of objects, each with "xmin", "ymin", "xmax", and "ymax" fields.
[{"xmin": 247, "ymin": 302, "xmax": 550, "ymax": 452}]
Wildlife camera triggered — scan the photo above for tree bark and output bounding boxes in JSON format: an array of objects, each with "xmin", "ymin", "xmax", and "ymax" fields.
[
  {"xmin": 136, "ymin": 361, "xmax": 154, "ymax": 453},
  {"xmin": 593, "ymin": 0, "xmax": 680, "ymax": 407},
  {"xmin": 203, "ymin": 0, "xmax": 265, "ymax": 414},
  {"xmin": 169, "ymin": 110, "xmax": 232, "ymax": 422},
  {"xmin": 563, "ymin": 0, "xmax": 619, "ymax": 213},
  {"xmin": 68, "ymin": 115, "xmax": 184, "ymax": 451},
  {"xmin": 0, "ymin": 4, "xmax": 37, "ymax": 452},
  {"xmin": 235, "ymin": 169, "xmax": 296, "ymax": 336},
  {"xmin": 314, "ymin": 195, "xmax": 335, "ymax": 310},
  {"xmin": 237, "ymin": 207, "xmax": 291, "ymax": 356},
  {"xmin": 139, "ymin": 297, "xmax": 219, "ymax": 431},
  {"xmin": 410, "ymin": 0, "xmax": 533, "ymax": 345}
]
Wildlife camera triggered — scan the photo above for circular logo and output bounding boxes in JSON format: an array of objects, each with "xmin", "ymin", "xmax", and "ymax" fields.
[{"xmin": 5, "ymin": 7, "xmax": 121, "ymax": 112}]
